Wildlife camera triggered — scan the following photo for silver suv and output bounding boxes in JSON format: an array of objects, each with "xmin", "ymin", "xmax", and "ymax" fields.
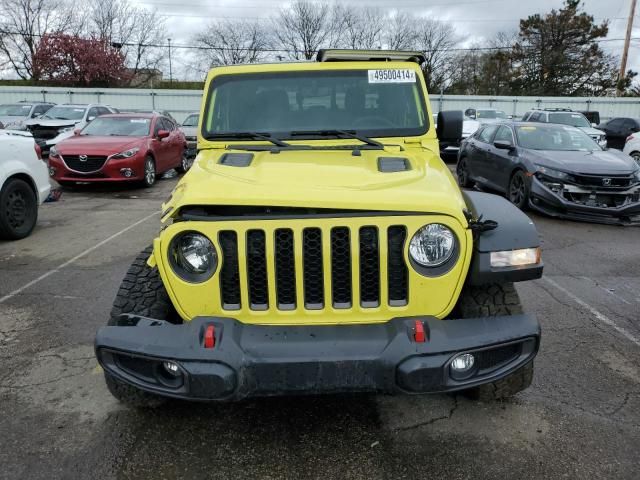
[{"xmin": 521, "ymin": 108, "xmax": 607, "ymax": 148}]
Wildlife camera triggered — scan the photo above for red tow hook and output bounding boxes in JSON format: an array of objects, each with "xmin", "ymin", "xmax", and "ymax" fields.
[
  {"xmin": 204, "ymin": 324, "xmax": 216, "ymax": 349},
  {"xmin": 413, "ymin": 320, "xmax": 426, "ymax": 343}
]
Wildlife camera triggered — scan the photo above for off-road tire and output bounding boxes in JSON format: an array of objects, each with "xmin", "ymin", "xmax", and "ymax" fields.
[
  {"xmin": 104, "ymin": 246, "xmax": 179, "ymax": 408},
  {"xmin": 454, "ymin": 282, "xmax": 534, "ymax": 401}
]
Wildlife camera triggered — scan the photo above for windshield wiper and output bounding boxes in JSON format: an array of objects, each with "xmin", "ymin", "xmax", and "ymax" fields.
[
  {"xmin": 205, "ymin": 132, "xmax": 291, "ymax": 148},
  {"xmin": 289, "ymin": 129, "xmax": 384, "ymax": 149}
]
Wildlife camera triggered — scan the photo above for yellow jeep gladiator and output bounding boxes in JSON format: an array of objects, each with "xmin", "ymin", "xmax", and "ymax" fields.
[{"xmin": 95, "ymin": 50, "xmax": 543, "ymax": 407}]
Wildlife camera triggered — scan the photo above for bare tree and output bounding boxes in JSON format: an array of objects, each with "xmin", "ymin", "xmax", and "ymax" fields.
[
  {"xmin": 272, "ymin": 1, "xmax": 339, "ymax": 60},
  {"xmin": 412, "ymin": 18, "xmax": 459, "ymax": 92},
  {"xmin": 336, "ymin": 6, "xmax": 385, "ymax": 49},
  {"xmin": 0, "ymin": 0, "xmax": 80, "ymax": 79},
  {"xmin": 193, "ymin": 19, "xmax": 270, "ymax": 68},
  {"xmin": 89, "ymin": 0, "xmax": 166, "ymax": 86},
  {"xmin": 384, "ymin": 11, "xmax": 418, "ymax": 50}
]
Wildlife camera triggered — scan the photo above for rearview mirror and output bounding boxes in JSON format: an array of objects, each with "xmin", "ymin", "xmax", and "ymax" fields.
[
  {"xmin": 494, "ymin": 140, "xmax": 515, "ymax": 151},
  {"xmin": 436, "ymin": 110, "xmax": 463, "ymax": 142},
  {"xmin": 157, "ymin": 129, "xmax": 170, "ymax": 140}
]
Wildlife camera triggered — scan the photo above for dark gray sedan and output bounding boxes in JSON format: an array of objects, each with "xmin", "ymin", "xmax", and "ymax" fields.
[{"xmin": 457, "ymin": 122, "xmax": 640, "ymax": 225}]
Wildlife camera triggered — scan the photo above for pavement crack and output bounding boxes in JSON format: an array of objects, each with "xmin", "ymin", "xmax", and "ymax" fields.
[{"xmin": 394, "ymin": 396, "xmax": 459, "ymax": 432}]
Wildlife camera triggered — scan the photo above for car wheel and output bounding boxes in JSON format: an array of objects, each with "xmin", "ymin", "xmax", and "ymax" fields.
[
  {"xmin": 0, "ymin": 178, "xmax": 38, "ymax": 240},
  {"xmin": 105, "ymin": 246, "xmax": 180, "ymax": 408},
  {"xmin": 631, "ymin": 151, "xmax": 640, "ymax": 167},
  {"xmin": 508, "ymin": 170, "xmax": 529, "ymax": 210},
  {"xmin": 177, "ymin": 150, "xmax": 192, "ymax": 173},
  {"xmin": 142, "ymin": 156, "xmax": 156, "ymax": 187},
  {"xmin": 452, "ymin": 282, "xmax": 534, "ymax": 401},
  {"xmin": 456, "ymin": 157, "xmax": 474, "ymax": 188}
]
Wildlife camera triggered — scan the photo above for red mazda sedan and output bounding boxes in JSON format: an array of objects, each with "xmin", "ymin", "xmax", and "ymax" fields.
[{"xmin": 49, "ymin": 113, "xmax": 190, "ymax": 187}]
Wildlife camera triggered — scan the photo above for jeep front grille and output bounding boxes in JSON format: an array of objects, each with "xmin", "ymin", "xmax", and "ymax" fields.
[{"xmin": 217, "ymin": 224, "xmax": 408, "ymax": 313}]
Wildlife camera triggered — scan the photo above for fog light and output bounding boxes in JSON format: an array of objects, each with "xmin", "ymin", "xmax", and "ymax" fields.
[
  {"xmin": 163, "ymin": 361, "xmax": 180, "ymax": 376},
  {"xmin": 451, "ymin": 353, "xmax": 475, "ymax": 372},
  {"xmin": 120, "ymin": 168, "xmax": 133, "ymax": 178},
  {"xmin": 49, "ymin": 167, "xmax": 56, "ymax": 177}
]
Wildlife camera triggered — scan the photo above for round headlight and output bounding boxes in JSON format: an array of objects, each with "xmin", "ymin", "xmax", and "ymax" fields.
[
  {"xmin": 170, "ymin": 232, "xmax": 217, "ymax": 281},
  {"xmin": 409, "ymin": 224, "xmax": 456, "ymax": 268}
]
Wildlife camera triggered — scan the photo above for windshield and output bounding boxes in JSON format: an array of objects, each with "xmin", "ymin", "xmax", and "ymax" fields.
[
  {"xmin": 203, "ymin": 69, "xmax": 428, "ymax": 139},
  {"xmin": 476, "ymin": 110, "xmax": 498, "ymax": 119},
  {"xmin": 81, "ymin": 117, "xmax": 151, "ymax": 136},
  {"xmin": 548, "ymin": 112, "xmax": 590, "ymax": 128},
  {"xmin": 516, "ymin": 125, "xmax": 601, "ymax": 151},
  {"xmin": 0, "ymin": 104, "xmax": 32, "ymax": 116},
  {"xmin": 42, "ymin": 106, "xmax": 86, "ymax": 121},
  {"xmin": 182, "ymin": 114, "xmax": 199, "ymax": 127},
  {"xmin": 495, "ymin": 111, "xmax": 508, "ymax": 119}
]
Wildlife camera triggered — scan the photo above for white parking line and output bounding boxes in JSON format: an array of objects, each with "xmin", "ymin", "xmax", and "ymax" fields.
[
  {"xmin": 0, "ymin": 211, "xmax": 160, "ymax": 305},
  {"xmin": 543, "ymin": 277, "xmax": 640, "ymax": 348}
]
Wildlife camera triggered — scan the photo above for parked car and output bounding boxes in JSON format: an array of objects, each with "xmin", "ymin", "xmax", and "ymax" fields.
[
  {"xmin": 521, "ymin": 108, "xmax": 607, "ymax": 148},
  {"xmin": 0, "ymin": 101, "xmax": 55, "ymax": 131},
  {"xmin": 179, "ymin": 112, "xmax": 199, "ymax": 159},
  {"xmin": 24, "ymin": 103, "xmax": 117, "ymax": 157},
  {"xmin": 464, "ymin": 108, "xmax": 508, "ymax": 121},
  {"xmin": 457, "ymin": 122, "xmax": 640, "ymax": 224},
  {"xmin": 95, "ymin": 49, "xmax": 544, "ymax": 408},
  {"xmin": 623, "ymin": 131, "xmax": 640, "ymax": 166},
  {"xmin": 0, "ymin": 130, "xmax": 51, "ymax": 240},
  {"xmin": 597, "ymin": 117, "xmax": 640, "ymax": 150},
  {"xmin": 49, "ymin": 113, "xmax": 189, "ymax": 188}
]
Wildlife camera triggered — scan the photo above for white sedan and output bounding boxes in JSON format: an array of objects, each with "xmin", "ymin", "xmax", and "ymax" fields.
[
  {"xmin": 623, "ymin": 132, "xmax": 640, "ymax": 166},
  {"xmin": 0, "ymin": 130, "xmax": 51, "ymax": 240}
]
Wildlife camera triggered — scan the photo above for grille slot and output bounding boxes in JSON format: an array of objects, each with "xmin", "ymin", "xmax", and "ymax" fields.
[
  {"xmin": 274, "ymin": 228, "xmax": 296, "ymax": 310},
  {"xmin": 246, "ymin": 230, "xmax": 268, "ymax": 310},
  {"xmin": 331, "ymin": 227, "xmax": 352, "ymax": 308},
  {"xmin": 219, "ymin": 231, "xmax": 241, "ymax": 310},
  {"xmin": 387, "ymin": 226, "xmax": 408, "ymax": 306},
  {"xmin": 303, "ymin": 228, "xmax": 324, "ymax": 309},
  {"xmin": 359, "ymin": 227, "xmax": 380, "ymax": 307},
  {"xmin": 63, "ymin": 155, "xmax": 108, "ymax": 173}
]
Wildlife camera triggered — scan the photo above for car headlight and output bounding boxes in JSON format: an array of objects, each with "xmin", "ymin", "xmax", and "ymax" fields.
[
  {"xmin": 169, "ymin": 232, "xmax": 217, "ymax": 282},
  {"xmin": 535, "ymin": 165, "xmax": 574, "ymax": 182},
  {"xmin": 112, "ymin": 147, "xmax": 140, "ymax": 159},
  {"xmin": 4, "ymin": 121, "xmax": 24, "ymax": 130},
  {"xmin": 409, "ymin": 224, "xmax": 457, "ymax": 269}
]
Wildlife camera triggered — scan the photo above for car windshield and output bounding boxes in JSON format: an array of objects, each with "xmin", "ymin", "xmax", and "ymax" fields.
[
  {"xmin": 42, "ymin": 106, "xmax": 86, "ymax": 120},
  {"xmin": 182, "ymin": 114, "xmax": 199, "ymax": 127},
  {"xmin": 495, "ymin": 111, "xmax": 508, "ymax": 119},
  {"xmin": 548, "ymin": 112, "xmax": 590, "ymax": 128},
  {"xmin": 81, "ymin": 117, "xmax": 151, "ymax": 136},
  {"xmin": 0, "ymin": 104, "xmax": 32, "ymax": 116},
  {"xmin": 203, "ymin": 69, "xmax": 428, "ymax": 139},
  {"xmin": 476, "ymin": 110, "xmax": 498, "ymax": 119},
  {"xmin": 516, "ymin": 125, "xmax": 601, "ymax": 151}
]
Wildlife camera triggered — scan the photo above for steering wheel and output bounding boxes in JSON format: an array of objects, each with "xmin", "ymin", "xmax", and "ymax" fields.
[{"xmin": 353, "ymin": 116, "xmax": 396, "ymax": 129}]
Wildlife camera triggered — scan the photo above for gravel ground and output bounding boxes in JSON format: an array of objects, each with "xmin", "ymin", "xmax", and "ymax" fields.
[{"xmin": 0, "ymin": 176, "xmax": 638, "ymax": 479}]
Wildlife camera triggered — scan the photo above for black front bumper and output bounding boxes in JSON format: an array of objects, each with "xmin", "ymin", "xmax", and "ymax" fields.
[
  {"xmin": 530, "ymin": 177, "xmax": 640, "ymax": 225},
  {"xmin": 95, "ymin": 314, "xmax": 540, "ymax": 401}
]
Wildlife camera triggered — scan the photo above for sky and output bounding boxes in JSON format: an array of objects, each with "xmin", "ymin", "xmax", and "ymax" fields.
[{"xmin": 137, "ymin": 0, "xmax": 640, "ymax": 81}]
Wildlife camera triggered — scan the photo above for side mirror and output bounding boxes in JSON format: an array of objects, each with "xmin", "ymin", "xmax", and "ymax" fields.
[
  {"xmin": 494, "ymin": 140, "xmax": 515, "ymax": 151},
  {"xmin": 157, "ymin": 129, "xmax": 170, "ymax": 140},
  {"xmin": 591, "ymin": 123, "xmax": 597, "ymax": 128},
  {"xmin": 73, "ymin": 128, "xmax": 81, "ymax": 135},
  {"xmin": 32, "ymin": 112, "xmax": 42, "ymax": 118},
  {"xmin": 436, "ymin": 110, "xmax": 463, "ymax": 142},
  {"xmin": 87, "ymin": 116, "xmax": 96, "ymax": 122}
]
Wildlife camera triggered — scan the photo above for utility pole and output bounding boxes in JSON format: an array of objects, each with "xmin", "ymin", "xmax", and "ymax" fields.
[
  {"xmin": 168, "ymin": 38, "xmax": 173, "ymax": 84},
  {"xmin": 619, "ymin": 0, "xmax": 637, "ymax": 95}
]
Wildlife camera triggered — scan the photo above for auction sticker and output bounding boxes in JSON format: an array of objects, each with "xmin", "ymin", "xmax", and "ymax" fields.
[{"xmin": 368, "ymin": 69, "xmax": 416, "ymax": 83}]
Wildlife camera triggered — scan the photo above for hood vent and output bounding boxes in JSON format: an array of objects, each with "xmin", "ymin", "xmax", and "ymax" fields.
[
  {"xmin": 378, "ymin": 157, "xmax": 410, "ymax": 173},
  {"xmin": 219, "ymin": 153, "xmax": 254, "ymax": 167}
]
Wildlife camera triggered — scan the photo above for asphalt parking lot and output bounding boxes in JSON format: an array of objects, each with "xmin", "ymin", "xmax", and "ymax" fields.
[{"xmin": 0, "ymin": 176, "xmax": 639, "ymax": 480}]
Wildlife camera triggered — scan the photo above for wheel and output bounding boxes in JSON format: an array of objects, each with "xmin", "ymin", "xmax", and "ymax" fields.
[
  {"xmin": 456, "ymin": 157, "xmax": 474, "ymax": 188},
  {"xmin": 508, "ymin": 170, "xmax": 530, "ymax": 210},
  {"xmin": 141, "ymin": 156, "xmax": 156, "ymax": 187},
  {"xmin": 104, "ymin": 246, "xmax": 180, "ymax": 408},
  {"xmin": 631, "ymin": 151, "xmax": 640, "ymax": 167},
  {"xmin": 0, "ymin": 178, "xmax": 38, "ymax": 240},
  {"xmin": 453, "ymin": 282, "xmax": 534, "ymax": 401},
  {"xmin": 176, "ymin": 149, "xmax": 192, "ymax": 173}
]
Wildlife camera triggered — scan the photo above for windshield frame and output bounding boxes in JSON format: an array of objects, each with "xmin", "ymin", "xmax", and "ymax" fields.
[
  {"xmin": 515, "ymin": 125, "xmax": 602, "ymax": 152},
  {"xmin": 201, "ymin": 69, "xmax": 429, "ymax": 141}
]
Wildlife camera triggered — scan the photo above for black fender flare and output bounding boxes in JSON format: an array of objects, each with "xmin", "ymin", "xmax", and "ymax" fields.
[{"xmin": 463, "ymin": 191, "xmax": 543, "ymax": 285}]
